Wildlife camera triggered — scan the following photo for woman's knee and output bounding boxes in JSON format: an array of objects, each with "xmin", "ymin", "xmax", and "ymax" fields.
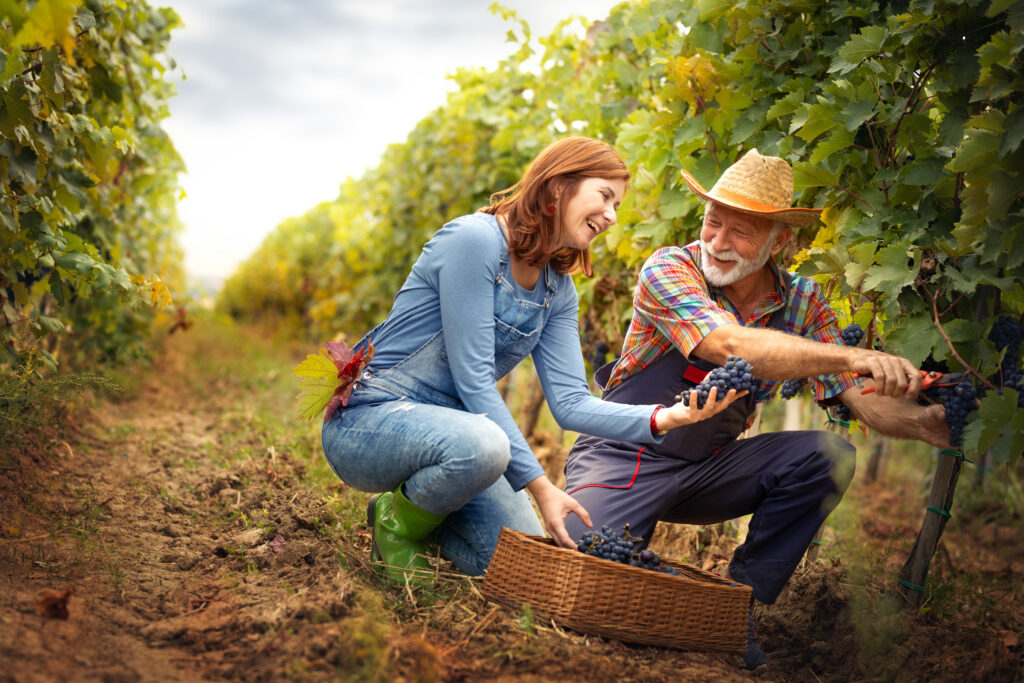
[{"xmin": 446, "ymin": 416, "xmax": 511, "ymax": 478}]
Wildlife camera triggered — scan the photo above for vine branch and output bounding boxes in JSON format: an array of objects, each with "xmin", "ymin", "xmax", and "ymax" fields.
[
  {"xmin": 925, "ymin": 285, "xmax": 998, "ymax": 392},
  {"xmin": 831, "ymin": 184, "xmax": 876, "ymax": 211}
]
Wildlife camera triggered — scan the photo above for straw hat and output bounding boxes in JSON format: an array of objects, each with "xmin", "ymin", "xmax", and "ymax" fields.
[{"xmin": 679, "ymin": 149, "xmax": 822, "ymax": 227}]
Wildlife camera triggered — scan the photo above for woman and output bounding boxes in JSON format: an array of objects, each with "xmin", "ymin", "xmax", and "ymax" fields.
[{"xmin": 321, "ymin": 136, "xmax": 745, "ymax": 583}]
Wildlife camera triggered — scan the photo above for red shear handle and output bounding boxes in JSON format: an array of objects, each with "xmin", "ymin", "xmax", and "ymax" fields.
[{"xmin": 853, "ymin": 369, "xmax": 940, "ymax": 394}]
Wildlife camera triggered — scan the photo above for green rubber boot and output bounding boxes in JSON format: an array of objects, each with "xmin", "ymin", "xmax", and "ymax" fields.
[{"xmin": 366, "ymin": 484, "xmax": 446, "ymax": 584}]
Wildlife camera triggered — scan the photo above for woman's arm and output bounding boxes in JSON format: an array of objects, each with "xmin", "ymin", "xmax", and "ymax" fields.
[
  {"xmin": 531, "ymin": 284, "xmax": 745, "ymax": 439},
  {"xmin": 432, "ymin": 219, "xmax": 547, "ymax": 490}
]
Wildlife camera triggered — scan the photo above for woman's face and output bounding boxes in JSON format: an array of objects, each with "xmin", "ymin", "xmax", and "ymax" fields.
[{"xmin": 557, "ymin": 176, "xmax": 625, "ymax": 251}]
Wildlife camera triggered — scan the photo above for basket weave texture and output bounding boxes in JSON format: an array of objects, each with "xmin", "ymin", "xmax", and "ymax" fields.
[{"xmin": 482, "ymin": 527, "xmax": 751, "ymax": 653}]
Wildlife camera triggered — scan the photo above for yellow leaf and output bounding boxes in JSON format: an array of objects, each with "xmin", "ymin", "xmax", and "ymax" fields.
[
  {"xmin": 668, "ymin": 52, "xmax": 719, "ymax": 109},
  {"xmin": 13, "ymin": 0, "xmax": 81, "ymax": 66},
  {"xmin": 292, "ymin": 350, "xmax": 337, "ymax": 380},
  {"xmin": 792, "ymin": 205, "xmax": 841, "ymax": 268},
  {"xmin": 293, "ymin": 350, "xmax": 341, "ymax": 421}
]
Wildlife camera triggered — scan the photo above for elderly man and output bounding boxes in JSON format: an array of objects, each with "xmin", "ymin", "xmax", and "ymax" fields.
[{"xmin": 563, "ymin": 149, "xmax": 950, "ymax": 669}]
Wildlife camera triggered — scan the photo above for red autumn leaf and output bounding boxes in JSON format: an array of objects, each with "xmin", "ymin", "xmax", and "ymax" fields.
[
  {"xmin": 269, "ymin": 534, "xmax": 286, "ymax": 554},
  {"xmin": 36, "ymin": 589, "xmax": 72, "ymax": 620},
  {"xmin": 323, "ymin": 339, "xmax": 375, "ymax": 422}
]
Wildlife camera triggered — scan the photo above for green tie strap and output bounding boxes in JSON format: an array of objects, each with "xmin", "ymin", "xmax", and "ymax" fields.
[
  {"xmin": 825, "ymin": 414, "xmax": 850, "ymax": 428},
  {"xmin": 939, "ymin": 448, "xmax": 975, "ymax": 464},
  {"xmin": 898, "ymin": 578, "xmax": 924, "ymax": 593}
]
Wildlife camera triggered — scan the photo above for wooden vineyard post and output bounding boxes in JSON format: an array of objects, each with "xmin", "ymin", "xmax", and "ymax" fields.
[
  {"xmin": 738, "ymin": 403, "xmax": 764, "ymax": 439},
  {"xmin": 520, "ymin": 368, "xmax": 547, "ymax": 441},
  {"xmin": 805, "ymin": 408, "xmax": 854, "ymax": 561},
  {"xmin": 782, "ymin": 396, "xmax": 805, "ymax": 432},
  {"xmin": 865, "ymin": 435, "xmax": 891, "ymax": 482},
  {"xmin": 896, "ymin": 448, "xmax": 971, "ymax": 607},
  {"xmin": 972, "ymin": 448, "xmax": 992, "ymax": 492}
]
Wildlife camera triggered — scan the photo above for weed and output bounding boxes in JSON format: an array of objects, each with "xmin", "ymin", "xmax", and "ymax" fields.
[{"xmin": 517, "ymin": 603, "xmax": 536, "ymax": 635}]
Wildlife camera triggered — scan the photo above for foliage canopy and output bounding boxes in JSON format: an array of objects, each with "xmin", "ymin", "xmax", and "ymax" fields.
[{"xmin": 219, "ymin": 0, "xmax": 1023, "ymax": 461}]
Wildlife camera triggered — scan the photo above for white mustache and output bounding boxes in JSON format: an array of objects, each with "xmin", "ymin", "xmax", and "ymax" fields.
[{"xmin": 701, "ymin": 241, "xmax": 740, "ymax": 262}]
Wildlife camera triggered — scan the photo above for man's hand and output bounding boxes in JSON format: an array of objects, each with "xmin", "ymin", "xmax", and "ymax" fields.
[
  {"xmin": 840, "ymin": 386, "xmax": 951, "ymax": 448},
  {"xmin": 917, "ymin": 403, "xmax": 952, "ymax": 449},
  {"xmin": 849, "ymin": 350, "xmax": 923, "ymax": 400},
  {"xmin": 526, "ymin": 476, "xmax": 591, "ymax": 548}
]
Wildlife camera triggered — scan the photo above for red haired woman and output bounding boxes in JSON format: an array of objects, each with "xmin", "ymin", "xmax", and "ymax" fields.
[{"xmin": 321, "ymin": 137, "xmax": 745, "ymax": 583}]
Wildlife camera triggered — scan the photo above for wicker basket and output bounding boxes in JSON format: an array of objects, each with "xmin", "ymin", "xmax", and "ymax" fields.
[{"xmin": 482, "ymin": 527, "xmax": 751, "ymax": 653}]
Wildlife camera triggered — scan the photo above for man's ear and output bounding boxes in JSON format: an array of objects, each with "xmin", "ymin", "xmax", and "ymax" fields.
[{"xmin": 770, "ymin": 225, "xmax": 792, "ymax": 255}]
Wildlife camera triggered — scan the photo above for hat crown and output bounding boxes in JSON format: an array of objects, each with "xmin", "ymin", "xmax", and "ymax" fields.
[{"xmin": 710, "ymin": 149, "xmax": 793, "ymax": 211}]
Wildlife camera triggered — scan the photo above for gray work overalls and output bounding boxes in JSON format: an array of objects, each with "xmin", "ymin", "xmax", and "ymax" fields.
[{"xmin": 563, "ymin": 273, "xmax": 856, "ymax": 603}]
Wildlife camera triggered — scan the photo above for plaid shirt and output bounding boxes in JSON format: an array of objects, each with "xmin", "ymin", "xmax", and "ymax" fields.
[{"xmin": 607, "ymin": 242, "xmax": 857, "ymax": 403}]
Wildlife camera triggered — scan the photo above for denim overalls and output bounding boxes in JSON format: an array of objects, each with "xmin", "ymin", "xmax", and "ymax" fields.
[{"xmin": 321, "ymin": 221, "xmax": 556, "ymax": 575}]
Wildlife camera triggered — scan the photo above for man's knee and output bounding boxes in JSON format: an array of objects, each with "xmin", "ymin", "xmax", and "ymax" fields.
[
  {"xmin": 785, "ymin": 430, "xmax": 856, "ymax": 495},
  {"xmin": 816, "ymin": 430, "xmax": 856, "ymax": 494}
]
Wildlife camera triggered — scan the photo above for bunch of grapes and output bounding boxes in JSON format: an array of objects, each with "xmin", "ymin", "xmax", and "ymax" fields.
[
  {"xmin": 780, "ymin": 377, "xmax": 806, "ymax": 399},
  {"xmin": 590, "ymin": 341, "xmax": 610, "ymax": 370},
  {"xmin": 576, "ymin": 525, "xmax": 679, "ymax": 576},
  {"xmin": 939, "ymin": 380, "xmax": 978, "ymax": 448},
  {"xmin": 840, "ymin": 323, "xmax": 864, "ymax": 347},
  {"xmin": 833, "ymin": 404, "xmax": 852, "ymax": 421},
  {"xmin": 678, "ymin": 355, "xmax": 757, "ymax": 409},
  {"xmin": 989, "ymin": 315, "xmax": 1024, "ymax": 389}
]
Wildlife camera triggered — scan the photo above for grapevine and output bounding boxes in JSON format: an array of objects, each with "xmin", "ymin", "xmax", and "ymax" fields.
[
  {"xmin": 576, "ymin": 525, "xmax": 680, "ymax": 576},
  {"xmin": 677, "ymin": 355, "xmax": 757, "ymax": 409}
]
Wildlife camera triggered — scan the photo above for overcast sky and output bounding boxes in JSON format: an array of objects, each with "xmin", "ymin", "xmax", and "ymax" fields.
[{"xmin": 162, "ymin": 0, "xmax": 624, "ymax": 285}]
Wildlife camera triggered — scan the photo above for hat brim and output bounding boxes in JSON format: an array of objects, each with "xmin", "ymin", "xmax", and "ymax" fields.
[{"xmin": 680, "ymin": 169, "xmax": 822, "ymax": 228}]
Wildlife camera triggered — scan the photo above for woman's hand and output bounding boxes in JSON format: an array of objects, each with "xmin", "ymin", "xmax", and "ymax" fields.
[
  {"xmin": 654, "ymin": 386, "xmax": 748, "ymax": 433},
  {"xmin": 525, "ymin": 475, "xmax": 591, "ymax": 549}
]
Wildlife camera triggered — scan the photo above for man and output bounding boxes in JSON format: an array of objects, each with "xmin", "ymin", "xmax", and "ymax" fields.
[{"xmin": 562, "ymin": 149, "xmax": 950, "ymax": 669}]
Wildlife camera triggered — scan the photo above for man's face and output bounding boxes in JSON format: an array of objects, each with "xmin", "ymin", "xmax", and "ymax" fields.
[{"xmin": 699, "ymin": 203, "xmax": 784, "ymax": 287}]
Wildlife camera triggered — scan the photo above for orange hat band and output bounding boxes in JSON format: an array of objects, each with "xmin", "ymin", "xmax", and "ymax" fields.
[{"xmin": 710, "ymin": 186, "xmax": 817, "ymax": 216}]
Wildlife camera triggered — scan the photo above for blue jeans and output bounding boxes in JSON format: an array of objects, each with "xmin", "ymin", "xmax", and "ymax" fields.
[{"xmin": 323, "ymin": 381, "xmax": 542, "ymax": 575}]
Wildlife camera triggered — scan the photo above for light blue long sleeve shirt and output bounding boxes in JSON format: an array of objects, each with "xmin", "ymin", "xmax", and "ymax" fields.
[{"xmin": 366, "ymin": 212, "xmax": 661, "ymax": 490}]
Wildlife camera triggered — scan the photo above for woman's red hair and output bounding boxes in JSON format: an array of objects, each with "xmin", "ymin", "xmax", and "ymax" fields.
[{"xmin": 482, "ymin": 136, "xmax": 629, "ymax": 276}]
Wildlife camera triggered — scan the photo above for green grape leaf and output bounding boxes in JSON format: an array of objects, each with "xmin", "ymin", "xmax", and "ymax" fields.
[
  {"xmin": 829, "ymin": 26, "xmax": 888, "ymax": 75},
  {"xmin": 961, "ymin": 389, "xmax": 1024, "ymax": 461}
]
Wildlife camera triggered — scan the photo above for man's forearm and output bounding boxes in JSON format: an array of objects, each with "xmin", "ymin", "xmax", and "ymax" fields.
[
  {"xmin": 693, "ymin": 324, "xmax": 857, "ymax": 380},
  {"xmin": 841, "ymin": 388, "xmax": 949, "ymax": 448}
]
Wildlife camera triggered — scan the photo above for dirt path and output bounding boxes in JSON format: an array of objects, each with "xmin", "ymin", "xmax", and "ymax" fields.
[{"xmin": 1, "ymin": 321, "xmax": 1021, "ymax": 682}]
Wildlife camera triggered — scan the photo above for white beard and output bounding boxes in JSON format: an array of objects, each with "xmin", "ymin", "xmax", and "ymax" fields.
[{"xmin": 700, "ymin": 227, "xmax": 780, "ymax": 287}]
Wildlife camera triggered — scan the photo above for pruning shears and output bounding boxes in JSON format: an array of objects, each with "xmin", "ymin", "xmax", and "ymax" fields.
[{"xmin": 853, "ymin": 370, "xmax": 965, "ymax": 403}]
